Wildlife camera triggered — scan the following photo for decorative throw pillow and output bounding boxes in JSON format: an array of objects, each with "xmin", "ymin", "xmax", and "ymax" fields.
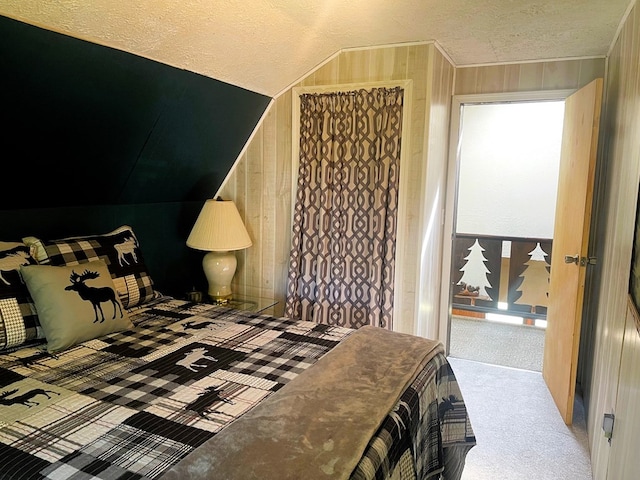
[
  {"xmin": 23, "ymin": 225, "xmax": 156, "ymax": 309},
  {"xmin": 21, "ymin": 260, "xmax": 133, "ymax": 353},
  {"xmin": 0, "ymin": 242, "xmax": 44, "ymax": 350}
]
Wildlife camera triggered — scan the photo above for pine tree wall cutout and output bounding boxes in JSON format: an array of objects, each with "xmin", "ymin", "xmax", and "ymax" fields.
[
  {"xmin": 514, "ymin": 242, "xmax": 550, "ymax": 313},
  {"xmin": 457, "ymin": 238, "xmax": 492, "ymax": 300}
]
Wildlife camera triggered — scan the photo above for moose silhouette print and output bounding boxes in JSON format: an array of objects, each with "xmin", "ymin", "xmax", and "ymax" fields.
[
  {"xmin": 0, "ymin": 388, "xmax": 59, "ymax": 408},
  {"xmin": 114, "ymin": 236, "xmax": 139, "ymax": 266},
  {"xmin": 65, "ymin": 269, "xmax": 123, "ymax": 323},
  {"xmin": 187, "ymin": 385, "xmax": 235, "ymax": 419}
]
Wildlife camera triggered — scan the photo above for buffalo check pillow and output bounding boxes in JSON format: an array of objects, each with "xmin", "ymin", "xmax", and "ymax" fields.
[
  {"xmin": 0, "ymin": 242, "xmax": 44, "ymax": 350},
  {"xmin": 23, "ymin": 226, "xmax": 156, "ymax": 309}
]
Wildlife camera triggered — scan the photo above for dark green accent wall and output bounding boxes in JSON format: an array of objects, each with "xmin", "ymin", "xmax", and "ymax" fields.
[{"xmin": 0, "ymin": 15, "xmax": 271, "ymax": 297}]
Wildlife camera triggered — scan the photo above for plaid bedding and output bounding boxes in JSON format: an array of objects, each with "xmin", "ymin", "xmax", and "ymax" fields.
[{"xmin": 0, "ymin": 296, "xmax": 475, "ymax": 480}]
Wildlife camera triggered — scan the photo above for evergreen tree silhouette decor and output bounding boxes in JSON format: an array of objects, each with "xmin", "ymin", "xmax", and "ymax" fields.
[
  {"xmin": 514, "ymin": 242, "xmax": 550, "ymax": 313},
  {"xmin": 458, "ymin": 238, "xmax": 492, "ymax": 299}
]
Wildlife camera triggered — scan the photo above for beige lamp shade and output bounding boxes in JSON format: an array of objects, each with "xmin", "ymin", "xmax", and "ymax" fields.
[
  {"xmin": 187, "ymin": 199, "xmax": 252, "ymax": 251},
  {"xmin": 186, "ymin": 199, "xmax": 252, "ymax": 303}
]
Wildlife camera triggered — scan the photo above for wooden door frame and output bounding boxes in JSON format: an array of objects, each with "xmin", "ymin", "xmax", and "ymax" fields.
[{"xmin": 439, "ymin": 89, "xmax": 575, "ymax": 350}]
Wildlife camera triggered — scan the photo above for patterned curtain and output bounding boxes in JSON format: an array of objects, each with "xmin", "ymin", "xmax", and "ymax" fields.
[{"xmin": 284, "ymin": 87, "xmax": 404, "ymax": 329}]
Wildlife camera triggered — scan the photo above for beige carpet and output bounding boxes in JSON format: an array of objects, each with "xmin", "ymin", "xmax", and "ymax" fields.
[
  {"xmin": 449, "ymin": 357, "xmax": 592, "ymax": 480},
  {"xmin": 449, "ymin": 315, "xmax": 545, "ymax": 371}
]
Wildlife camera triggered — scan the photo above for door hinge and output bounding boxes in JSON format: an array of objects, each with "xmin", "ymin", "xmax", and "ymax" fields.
[
  {"xmin": 564, "ymin": 254, "xmax": 580, "ymax": 264},
  {"xmin": 580, "ymin": 256, "xmax": 597, "ymax": 266}
]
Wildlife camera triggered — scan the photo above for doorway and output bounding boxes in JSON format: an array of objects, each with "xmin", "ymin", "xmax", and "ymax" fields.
[
  {"xmin": 444, "ymin": 94, "xmax": 568, "ymax": 372},
  {"xmin": 442, "ymin": 81, "xmax": 603, "ymax": 424}
]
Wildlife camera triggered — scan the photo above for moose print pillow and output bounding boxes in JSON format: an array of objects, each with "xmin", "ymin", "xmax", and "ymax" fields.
[
  {"xmin": 21, "ymin": 260, "xmax": 133, "ymax": 353},
  {"xmin": 23, "ymin": 225, "xmax": 156, "ymax": 309},
  {"xmin": 0, "ymin": 242, "xmax": 44, "ymax": 350}
]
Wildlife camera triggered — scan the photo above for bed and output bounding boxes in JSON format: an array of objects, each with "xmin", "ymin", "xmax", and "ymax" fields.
[{"xmin": 0, "ymin": 226, "xmax": 476, "ymax": 480}]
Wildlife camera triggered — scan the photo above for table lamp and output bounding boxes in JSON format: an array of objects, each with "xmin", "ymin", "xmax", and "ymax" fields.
[{"xmin": 186, "ymin": 198, "xmax": 252, "ymax": 303}]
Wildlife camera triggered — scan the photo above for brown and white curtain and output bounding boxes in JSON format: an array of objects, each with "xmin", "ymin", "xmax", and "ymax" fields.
[{"xmin": 284, "ymin": 87, "xmax": 404, "ymax": 329}]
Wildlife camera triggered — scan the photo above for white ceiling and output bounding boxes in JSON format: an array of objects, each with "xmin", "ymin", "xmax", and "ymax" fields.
[{"xmin": 0, "ymin": 0, "xmax": 632, "ymax": 97}]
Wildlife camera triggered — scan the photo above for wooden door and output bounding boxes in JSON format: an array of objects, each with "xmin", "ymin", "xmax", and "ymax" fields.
[{"xmin": 543, "ymin": 78, "xmax": 603, "ymax": 425}]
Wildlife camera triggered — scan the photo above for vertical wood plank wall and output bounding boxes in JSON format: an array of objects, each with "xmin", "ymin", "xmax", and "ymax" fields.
[
  {"xmin": 416, "ymin": 50, "xmax": 455, "ymax": 340},
  {"xmin": 454, "ymin": 58, "xmax": 605, "ymax": 95},
  {"xmin": 606, "ymin": 300, "xmax": 640, "ymax": 480},
  {"xmin": 218, "ymin": 94, "xmax": 292, "ymax": 312},
  {"xmin": 220, "ymin": 43, "xmax": 454, "ymax": 335},
  {"xmin": 587, "ymin": 2, "xmax": 640, "ymax": 478}
]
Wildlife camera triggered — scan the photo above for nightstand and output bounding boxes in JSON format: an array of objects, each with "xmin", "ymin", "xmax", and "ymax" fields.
[
  {"xmin": 220, "ymin": 295, "xmax": 278, "ymax": 314},
  {"xmin": 185, "ymin": 288, "xmax": 278, "ymax": 314}
]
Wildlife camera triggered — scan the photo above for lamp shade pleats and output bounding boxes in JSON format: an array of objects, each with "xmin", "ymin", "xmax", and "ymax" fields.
[{"xmin": 187, "ymin": 199, "xmax": 252, "ymax": 252}]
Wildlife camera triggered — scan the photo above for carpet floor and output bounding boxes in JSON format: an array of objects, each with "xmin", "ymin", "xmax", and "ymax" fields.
[
  {"xmin": 449, "ymin": 315, "xmax": 545, "ymax": 371},
  {"xmin": 449, "ymin": 357, "xmax": 592, "ymax": 480}
]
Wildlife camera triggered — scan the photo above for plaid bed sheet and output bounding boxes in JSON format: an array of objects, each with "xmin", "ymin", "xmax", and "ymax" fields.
[{"xmin": 0, "ymin": 296, "xmax": 475, "ymax": 480}]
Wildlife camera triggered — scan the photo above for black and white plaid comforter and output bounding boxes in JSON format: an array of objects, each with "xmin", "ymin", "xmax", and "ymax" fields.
[{"xmin": 0, "ymin": 296, "xmax": 475, "ymax": 480}]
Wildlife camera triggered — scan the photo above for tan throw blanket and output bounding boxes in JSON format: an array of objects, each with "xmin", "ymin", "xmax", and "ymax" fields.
[{"xmin": 161, "ymin": 325, "xmax": 443, "ymax": 480}]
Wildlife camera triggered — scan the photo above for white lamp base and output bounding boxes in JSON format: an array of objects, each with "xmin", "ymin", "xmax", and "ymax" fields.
[{"xmin": 202, "ymin": 251, "xmax": 237, "ymax": 303}]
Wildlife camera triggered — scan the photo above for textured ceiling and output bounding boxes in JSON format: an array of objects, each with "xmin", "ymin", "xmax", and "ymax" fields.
[{"xmin": 0, "ymin": 0, "xmax": 632, "ymax": 97}]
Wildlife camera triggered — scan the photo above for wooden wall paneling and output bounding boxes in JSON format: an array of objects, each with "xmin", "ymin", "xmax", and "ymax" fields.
[
  {"xmin": 247, "ymin": 134, "xmax": 260, "ymax": 294},
  {"xmin": 391, "ymin": 46, "xmax": 410, "ymax": 81},
  {"xmin": 274, "ymin": 92, "xmax": 293, "ymax": 315},
  {"xmin": 455, "ymin": 59, "xmax": 605, "ymax": 96},
  {"xmin": 541, "ymin": 60, "xmax": 581, "ymax": 90},
  {"xmin": 622, "ymin": 10, "xmax": 639, "ymax": 140},
  {"xmin": 235, "ymin": 135, "xmax": 253, "ymax": 294},
  {"xmin": 503, "ymin": 64, "xmax": 522, "ymax": 92},
  {"xmin": 219, "ymin": 123, "xmax": 249, "ymax": 296},
  {"xmin": 259, "ymin": 103, "xmax": 277, "ymax": 301},
  {"xmin": 477, "ymin": 64, "xmax": 507, "ymax": 94},
  {"xmin": 454, "ymin": 67, "xmax": 479, "ymax": 95},
  {"xmin": 246, "ymin": 126, "xmax": 264, "ymax": 296},
  {"xmin": 589, "ymin": 213, "xmax": 630, "ymax": 479},
  {"xmin": 369, "ymin": 46, "xmax": 399, "ymax": 81},
  {"xmin": 311, "ymin": 59, "xmax": 339, "ymax": 86},
  {"xmin": 236, "ymin": 146, "xmax": 249, "ymax": 214},
  {"xmin": 587, "ymin": 72, "xmax": 626, "ymax": 478},
  {"xmin": 393, "ymin": 44, "xmax": 429, "ymax": 334},
  {"xmin": 417, "ymin": 46, "xmax": 455, "ymax": 340},
  {"xmin": 587, "ymin": 3, "xmax": 640, "ymax": 477},
  {"xmin": 409, "ymin": 44, "xmax": 429, "ymax": 103},
  {"xmin": 300, "ymin": 69, "xmax": 316, "ymax": 88},
  {"xmin": 337, "ymin": 49, "xmax": 371, "ymax": 84},
  {"xmin": 517, "ymin": 63, "xmax": 546, "ymax": 91},
  {"xmin": 579, "ymin": 58, "xmax": 607, "ymax": 88},
  {"xmin": 605, "ymin": 301, "xmax": 640, "ymax": 479}
]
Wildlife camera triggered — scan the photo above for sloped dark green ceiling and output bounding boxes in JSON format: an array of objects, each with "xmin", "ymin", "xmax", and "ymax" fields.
[
  {"xmin": 0, "ymin": 15, "xmax": 270, "ymax": 209},
  {"xmin": 0, "ymin": 15, "xmax": 271, "ymax": 296}
]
